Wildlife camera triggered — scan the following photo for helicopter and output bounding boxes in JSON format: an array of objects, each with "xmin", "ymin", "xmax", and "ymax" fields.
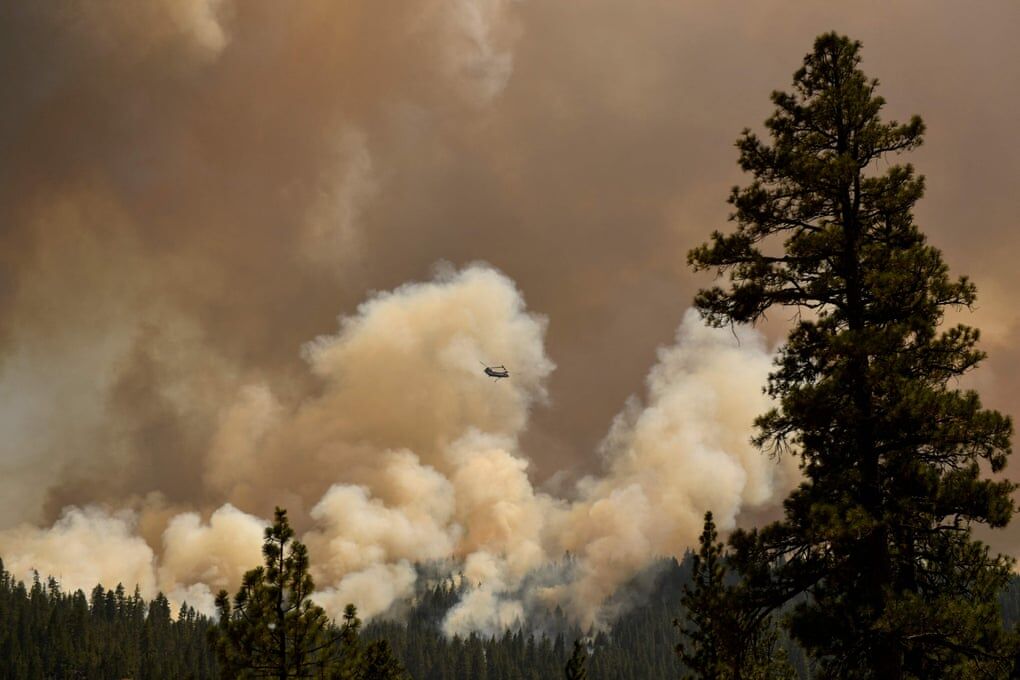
[{"xmin": 480, "ymin": 361, "xmax": 510, "ymax": 381}]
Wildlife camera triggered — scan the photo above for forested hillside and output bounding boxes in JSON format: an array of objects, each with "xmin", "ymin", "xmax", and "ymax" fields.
[
  {"xmin": 5, "ymin": 553, "xmax": 1020, "ymax": 680},
  {"xmin": 0, "ymin": 559, "xmax": 217, "ymax": 679},
  {"xmin": 363, "ymin": 556, "xmax": 808, "ymax": 680}
]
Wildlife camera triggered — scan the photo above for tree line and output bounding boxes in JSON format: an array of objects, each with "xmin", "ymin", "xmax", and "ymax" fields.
[
  {"xmin": 0, "ymin": 548, "xmax": 789, "ymax": 680},
  {"xmin": 0, "ymin": 559, "xmax": 217, "ymax": 679},
  {"xmin": 7, "ymin": 543, "xmax": 1020, "ymax": 680},
  {"xmin": 675, "ymin": 31, "xmax": 1019, "ymax": 680}
]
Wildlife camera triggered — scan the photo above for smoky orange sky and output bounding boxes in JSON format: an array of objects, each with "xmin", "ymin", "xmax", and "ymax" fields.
[{"xmin": 1, "ymin": 0, "xmax": 1019, "ymax": 626}]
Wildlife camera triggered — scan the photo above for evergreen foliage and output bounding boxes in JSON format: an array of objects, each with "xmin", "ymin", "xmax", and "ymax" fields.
[
  {"xmin": 0, "ymin": 558, "xmax": 217, "ymax": 679},
  {"xmin": 211, "ymin": 507, "xmax": 406, "ymax": 679},
  {"xmin": 676, "ymin": 512, "xmax": 794, "ymax": 680},
  {"xmin": 688, "ymin": 32, "xmax": 1017, "ymax": 678},
  {"xmin": 677, "ymin": 512, "xmax": 729, "ymax": 679},
  {"xmin": 8, "ymin": 552, "xmax": 1020, "ymax": 679},
  {"xmin": 565, "ymin": 638, "xmax": 588, "ymax": 680},
  {"xmin": 365, "ymin": 556, "xmax": 808, "ymax": 680},
  {"xmin": 336, "ymin": 604, "xmax": 407, "ymax": 680}
]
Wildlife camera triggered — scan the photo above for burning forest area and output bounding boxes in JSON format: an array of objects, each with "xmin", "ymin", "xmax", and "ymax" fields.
[{"xmin": 2, "ymin": 2, "xmax": 1019, "ymax": 679}]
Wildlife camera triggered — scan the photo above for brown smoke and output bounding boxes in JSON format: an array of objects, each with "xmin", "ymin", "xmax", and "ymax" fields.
[
  {"xmin": 1, "ymin": 0, "xmax": 1018, "ymax": 628},
  {"xmin": 0, "ymin": 265, "xmax": 793, "ymax": 629}
]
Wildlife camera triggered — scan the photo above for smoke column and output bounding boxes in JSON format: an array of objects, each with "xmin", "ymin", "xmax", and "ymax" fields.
[
  {"xmin": 0, "ymin": 264, "xmax": 796, "ymax": 630},
  {"xmin": 2, "ymin": 0, "xmax": 1012, "ymax": 633}
]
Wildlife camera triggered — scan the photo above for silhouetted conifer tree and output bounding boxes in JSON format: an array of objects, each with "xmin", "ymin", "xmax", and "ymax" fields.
[
  {"xmin": 211, "ymin": 507, "xmax": 406, "ymax": 679},
  {"xmin": 689, "ymin": 32, "xmax": 1017, "ymax": 678},
  {"xmin": 565, "ymin": 638, "xmax": 588, "ymax": 680},
  {"xmin": 676, "ymin": 512, "xmax": 793, "ymax": 680}
]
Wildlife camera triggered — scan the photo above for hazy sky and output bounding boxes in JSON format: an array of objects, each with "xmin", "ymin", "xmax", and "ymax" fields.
[{"xmin": 1, "ymin": 0, "xmax": 1019, "ymax": 617}]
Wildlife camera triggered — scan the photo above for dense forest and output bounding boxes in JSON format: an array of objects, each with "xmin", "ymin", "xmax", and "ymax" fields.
[
  {"xmin": 5, "ymin": 553, "xmax": 1020, "ymax": 680},
  {"xmin": 362, "ymin": 555, "xmax": 810, "ymax": 680},
  {"xmin": 0, "ymin": 559, "xmax": 217, "ymax": 679}
]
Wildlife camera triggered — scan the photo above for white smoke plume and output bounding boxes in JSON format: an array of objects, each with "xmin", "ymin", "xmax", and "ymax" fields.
[
  {"xmin": 157, "ymin": 504, "xmax": 267, "ymax": 613},
  {"xmin": 0, "ymin": 264, "xmax": 796, "ymax": 632},
  {"xmin": 0, "ymin": 0, "xmax": 529, "ymax": 529},
  {"xmin": 0, "ymin": 506, "xmax": 157, "ymax": 600},
  {"xmin": 4, "ymin": 1, "xmax": 1019, "ymax": 615},
  {"xmin": 552, "ymin": 313, "xmax": 798, "ymax": 625}
]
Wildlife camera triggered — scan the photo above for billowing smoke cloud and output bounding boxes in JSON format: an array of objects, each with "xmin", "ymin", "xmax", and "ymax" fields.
[
  {"xmin": 0, "ymin": 265, "xmax": 794, "ymax": 631},
  {"xmin": 0, "ymin": 507, "xmax": 157, "ymax": 600},
  {"xmin": 0, "ymin": 501, "xmax": 267, "ymax": 614},
  {"xmin": 157, "ymin": 504, "xmax": 268, "ymax": 613},
  {"xmin": 2, "ymin": 0, "xmax": 1015, "ymax": 635},
  {"xmin": 552, "ymin": 313, "xmax": 797, "ymax": 624},
  {"xmin": 0, "ymin": 0, "xmax": 525, "ymax": 526}
]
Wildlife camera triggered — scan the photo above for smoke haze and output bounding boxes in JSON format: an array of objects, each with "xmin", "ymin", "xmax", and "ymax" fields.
[
  {"xmin": 1, "ymin": 0, "xmax": 1017, "ymax": 630},
  {"xmin": 0, "ymin": 264, "xmax": 792, "ymax": 628}
]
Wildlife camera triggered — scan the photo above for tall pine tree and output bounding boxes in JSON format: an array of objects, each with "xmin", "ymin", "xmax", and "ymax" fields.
[
  {"xmin": 211, "ymin": 507, "xmax": 406, "ymax": 680},
  {"xmin": 676, "ymin": 512, "xmax": 793, "ymax": 680},
  {"xmin": 212, "ymin": 507, "xmax": 344, "ymax": 679},
  {"xmin": 677, "ymin": 512, "xmax": 728, "ymax": 680},
  {"xmin": 565, "ymin": 638, "xmax": 588, "ymax": 680},
  {"xmin": 689, "ymin": 32, "xmax": 1016, "ymax": 678}
]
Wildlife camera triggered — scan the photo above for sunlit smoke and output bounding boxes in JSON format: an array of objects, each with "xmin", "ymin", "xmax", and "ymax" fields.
[
  {"xmin": 0, "ymin": 264, "xmax": 795, "ymax": 632},
  {"xmin": 7, "ymin": 0, "xmax": 1007, "ymax": 636}
]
